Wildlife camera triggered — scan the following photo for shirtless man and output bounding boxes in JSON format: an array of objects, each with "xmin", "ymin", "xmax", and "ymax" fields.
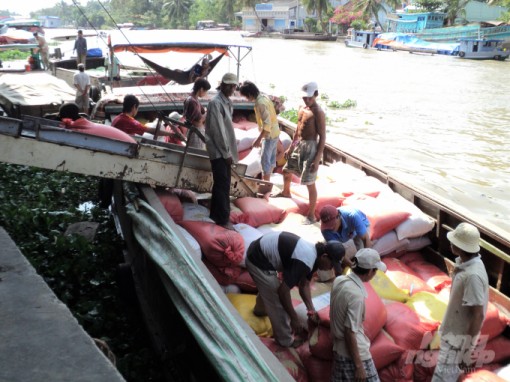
[{"xmin": 275, "ymin": 82, "xmax": 326, "ymax": 224}]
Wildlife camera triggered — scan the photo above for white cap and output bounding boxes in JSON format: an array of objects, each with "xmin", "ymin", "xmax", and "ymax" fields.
[
  {"xmin": 355, "ymin": 248, "xmax": 386, "ymax": 272},
  {"xmin": 301, "ymin": 81, "xmax": 318, "ymax": 97}
]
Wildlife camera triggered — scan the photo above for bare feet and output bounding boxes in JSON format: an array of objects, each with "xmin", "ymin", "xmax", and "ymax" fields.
[{"xmin": 303, "ymin": 216, "xmax": 317, "ymax": 225}]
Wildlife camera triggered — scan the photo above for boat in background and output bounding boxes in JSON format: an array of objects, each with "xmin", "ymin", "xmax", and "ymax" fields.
[
  {"xmin": 344, "ymin": 29, "xmax": 379, "ymax": 49},
  {"xmin": 373, "ymin": 32, "xmax": 459, "ymax": 55},
  {"xmin": 457, "ymin": 37, "xmax": 509, "ymax": 60},
  {"xmin": 281, "ymin": 29, "xmax": 337, "ymax": 41}
]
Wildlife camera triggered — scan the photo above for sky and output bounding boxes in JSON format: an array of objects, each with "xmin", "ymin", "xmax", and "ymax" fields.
[{"xmin": 1, "ymin": 0, "xmax": 67, "ymax": 17}]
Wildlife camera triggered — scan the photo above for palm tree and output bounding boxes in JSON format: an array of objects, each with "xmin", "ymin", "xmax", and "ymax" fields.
[
  {"xmin": 163, "ymin": 0, "xmax": 193, "ymax": 28},
  {"xmin": 443, "ymin": 0, "xmax": 469, "ymax": 26},
  {"xmin": 352, "ymin": 0, "xmax": 400, "ymax": 32},
  {"xmin": 218, "ymin": 0, "xmax": 237, "ymax": 25},
  {"xmin": 301, "ymin": 0, "xmax": 330, "ymax": 33}
]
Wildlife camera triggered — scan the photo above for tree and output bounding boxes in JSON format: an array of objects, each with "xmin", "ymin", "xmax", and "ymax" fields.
[
  {"xmin": 351, "ymin": 0, "xmax": 400, "ymax": 32},
  {"xmin": 163, "ymin": 0, "xmax": 193, "ymax": 28},
  {"xmin": 415, "ymin": 0, "xmax": 443, "ymax": 12},
  {"xmin": 218, "ymin": 0, "xmax": 238, "ymax": 25},
  {"xmin": 301, "ymin": 0, "xmax": 331, "ymax": 33},
  {"xmin": 330, "ymin": 3, "xmax": 363, "ymax": 33},
  {"xmin": 442, "ymin": 0, "xmax": 470, "ymax": 25},
  {"xmin": 188, "ymin": 0, "xmax": 222, "ymax": 28}
]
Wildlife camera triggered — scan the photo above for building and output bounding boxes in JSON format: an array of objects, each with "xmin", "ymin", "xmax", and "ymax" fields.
[{"xmin": 38, "ymin": 16, "xmax": 62, "ymax": 28}]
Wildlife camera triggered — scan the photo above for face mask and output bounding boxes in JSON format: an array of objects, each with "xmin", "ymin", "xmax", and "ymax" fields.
[{"xmin": 317, "ymin": 269, "xmax": 335, "ymax": 282}]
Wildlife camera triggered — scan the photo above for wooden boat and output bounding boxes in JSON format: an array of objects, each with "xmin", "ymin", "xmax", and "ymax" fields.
[
  {"xmin": 457, "ymin": 37, "xmax": 509, "ymax": 60},
  {"xmin": 281, "ymin": 29, "xmax": 338, "ymax": 41},
  {"xmin": 1, "ymin": 30, "xmax": 509, "ymax": 381},
  {"xmin": 344, "ymin": 29, "xmax": 379, "ymax": 49}
]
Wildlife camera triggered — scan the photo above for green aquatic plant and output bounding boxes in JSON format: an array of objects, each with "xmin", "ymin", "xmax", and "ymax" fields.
[
  {"xmin": 0, "ymin": 49, "xmax": 30, "ymax": 61},
  {"xmin": 280, "ymin": 109, "xmax": 299, "ymax": 124},
  {"xmin": 340, "ymin": 99, "xmax": 357, "ymax": 108}
]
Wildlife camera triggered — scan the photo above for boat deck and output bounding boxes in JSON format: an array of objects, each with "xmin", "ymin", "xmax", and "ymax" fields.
[{"xmin": 0, "ymin": 227, "xmax": 125, "ymax": 382}]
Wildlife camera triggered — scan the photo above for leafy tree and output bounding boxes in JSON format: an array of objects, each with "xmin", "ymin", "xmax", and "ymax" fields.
[
  {"xmin": 163, "ymin": 0, "xmax": 193, "ymax": 29},
  {"xmin": 188, "ymin": 0, "xmax": 222, "ymax": 29},
  {"xmin": 415, "ymin": 0, "xmax": 443, "ymax": 12},
  {"xmin": 302, "ymin": 0, "xmax": 331, "ymax": 33},
  {"xmin": 218, "ymin": 0, "xmax": 239, "ymax": 25},
  {"xmin": 346, "ymin": 0, "xmax": 400, "ymax": 31},
  {"xmin": 443, "ymin": 0, "xmax": 470, "ymax": 25}
]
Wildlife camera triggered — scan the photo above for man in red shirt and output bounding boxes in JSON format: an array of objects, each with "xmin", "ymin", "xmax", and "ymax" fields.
[{"xmin": 111, "ymin": 94, "xmax": 177, "ymax": 138}]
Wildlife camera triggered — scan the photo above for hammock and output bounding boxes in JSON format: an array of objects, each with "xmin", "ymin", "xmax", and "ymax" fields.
[{"xmin": 139, "ymin": 53, "xmax": 225, "ymax": 85}]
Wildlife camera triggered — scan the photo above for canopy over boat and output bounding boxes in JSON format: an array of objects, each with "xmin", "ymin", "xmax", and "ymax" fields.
[
  {"xmin": 108, "ymin": 30, "xmax": 253, "ymax": 82},
  {"xmin": 109, "ymin": 29, "xmax": 252, "ymax": 55}
]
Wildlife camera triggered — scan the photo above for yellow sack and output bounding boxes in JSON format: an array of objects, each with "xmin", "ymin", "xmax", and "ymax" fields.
[
  {"xmin": 370, "ymin": 269, "xmax": 410, "ymax": 302},
  {"xmin": 405, "ymin": 291, "xmax": 448, "ymax": 323},
  {"xmin": 227, "ymin": 293, "xmax": 273, "ymax": 337}
]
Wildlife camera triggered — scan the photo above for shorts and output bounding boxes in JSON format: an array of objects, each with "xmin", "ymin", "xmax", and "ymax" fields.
[
  {"xmin": 332, "ymin": 353, "xmax": 380, "ymax": 382},
  {"xmin": 283, "ymin": 140, "xmax": 317, "ymax": 185},
  {"xmin": 260, "ymin": 138, "xmax": 278, "ymax": 176}
]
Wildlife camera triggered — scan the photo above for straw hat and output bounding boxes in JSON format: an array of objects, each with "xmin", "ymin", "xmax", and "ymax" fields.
[{"xmin": 447, "ymin": 222, "xmax": 480, "ymax": 253}]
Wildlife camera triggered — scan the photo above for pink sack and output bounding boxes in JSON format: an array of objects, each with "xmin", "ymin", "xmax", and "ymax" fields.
[
  {"xmin": 384, "ymin": 302, "xmax": 440, "ymax": 350},
  {"xmin": 155, "ymin": 189, "xmax": 183, "ymax": 222},
  {"xmin": 234, "ymin": 197, "xmax": 286, "ymax": 227},
  {"xmin": 370, "ymin": 330, "xmax": 406, "ymax": 371},
  {"xmin": 178, "ymin": 221, "xmax": 244, "ymax": 267}
]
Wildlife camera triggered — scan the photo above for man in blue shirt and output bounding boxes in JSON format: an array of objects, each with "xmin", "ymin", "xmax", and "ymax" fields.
[{"xmin": 319, "ymin": 204, "xmax": 372, "ymax": 250}]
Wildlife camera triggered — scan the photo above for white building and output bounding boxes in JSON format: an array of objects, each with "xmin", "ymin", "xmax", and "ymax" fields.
[{"xmin": 239, "ymin": 0, "xmax": 349, "ymax": 32}]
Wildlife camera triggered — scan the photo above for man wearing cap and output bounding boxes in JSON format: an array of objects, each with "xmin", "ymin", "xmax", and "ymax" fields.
[
  {"xmin": 245, "ymin": 232, "xmax": 345, "ymax": 348},
  {"xmin": 432, "ymin": 223, "xmax": 489, "ymax": 382},
  {"xmin": 320, "ymin": 204, "xmax": 372, "ymax": 250},
  {"xmin": 330, "ymin": 248, "xmax": 386, "ymax": 382},
  {"xmin": 275, "ymin": 81, "xmax": 326, "ymax": 225},
  {"xmin": 111, "ymin": 95, "xmax": 180, "ymax": 139},
  {"xmin": 205, "ymin": 73, "xmax": 239, "ymax": 230},
  {"xmin": 73, "ymin": 63, "xmax": 91, "ymax": 114}
]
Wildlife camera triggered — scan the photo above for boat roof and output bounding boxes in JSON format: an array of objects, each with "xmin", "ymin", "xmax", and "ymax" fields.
[{"xmin": 109, "ymin": 29, "xmax": 252, "ymax": 54}]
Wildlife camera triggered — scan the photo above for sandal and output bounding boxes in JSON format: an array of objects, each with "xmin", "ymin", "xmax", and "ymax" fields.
[{"xmin": 271, "ymin": 192, "xmax": 290, "ymax": 198}]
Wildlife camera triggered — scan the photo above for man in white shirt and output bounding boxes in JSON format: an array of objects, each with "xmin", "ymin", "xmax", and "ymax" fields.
[
  {"xmin": 432, "ymin": 223, "xmax": 489, "ymax": 382},
  {"xmin": 73, "ymin": 63, "xmax": 91, "ymax": 114},
  {"xmin": 330, "ymin": 248, "xmax": 386, "ymax": 382}
]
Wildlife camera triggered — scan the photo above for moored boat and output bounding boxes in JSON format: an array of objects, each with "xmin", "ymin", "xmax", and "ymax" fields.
[
  {"xmin": 457, "ymin": 37, "xmax": 509, "ymax": 60},
  {"xmin": 344, "ymin": 29, "xmax": 379, "ymax": 49},
  {"xmin": 281, "ymin": 29, "xmax": 338, "ymax": 41}
]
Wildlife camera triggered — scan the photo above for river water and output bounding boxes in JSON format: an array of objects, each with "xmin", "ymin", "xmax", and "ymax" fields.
[{"xmin": 232, "ymin": 38, "xmax": 510, "ymax": 235}]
